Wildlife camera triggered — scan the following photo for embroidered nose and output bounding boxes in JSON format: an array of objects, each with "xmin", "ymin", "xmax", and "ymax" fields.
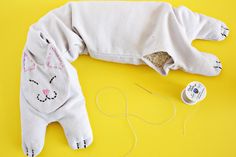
[{"xmin": 42, "ymin": 89, "xmax": 49, "ymax": 95}]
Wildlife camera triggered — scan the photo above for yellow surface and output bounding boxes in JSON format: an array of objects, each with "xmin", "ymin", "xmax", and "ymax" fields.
[{"xmin": 0, "ymin": 0, "xmax": 235, "ymax": 157}]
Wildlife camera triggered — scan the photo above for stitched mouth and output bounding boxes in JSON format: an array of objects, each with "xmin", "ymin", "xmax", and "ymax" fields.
[{"xmin": 37, "ymin": 91, "xmax": 57, "ymax": 102}]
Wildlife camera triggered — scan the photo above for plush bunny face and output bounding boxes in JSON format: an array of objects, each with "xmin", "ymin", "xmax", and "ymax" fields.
[{"xmin": 21, "ymin": 46, "xmax": 69, "ymax": 114}]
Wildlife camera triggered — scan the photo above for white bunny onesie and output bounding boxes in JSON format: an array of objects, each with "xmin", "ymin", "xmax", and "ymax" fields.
[{"xmin": 20, "ymin": 1, "xmax": 229, "ymax": 157}]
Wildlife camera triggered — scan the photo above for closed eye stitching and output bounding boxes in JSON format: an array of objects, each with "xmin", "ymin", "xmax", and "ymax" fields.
[
  {"xmin": 49, "ymin": 76, "xmax": 56, "ymax": 84},
  {"xmin": 29, "ymin": 79, "xmax": 39, "ymax": 85}
]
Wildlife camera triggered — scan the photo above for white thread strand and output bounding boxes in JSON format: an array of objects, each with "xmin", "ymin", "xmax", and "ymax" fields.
[
  {"xmin": 96, "ymin": 87, "xmax": 137, "ymax": 157},
  {"xmin": 182, "ymin": 104, "xmax": 202, "ymax": 135},
  {"xmin": 133, "ymin": 84, "xmax": 177, "ymax": 125},
  {"xmin": 95, "ymin": 86, "xmax": 177, "ymax": 157}
]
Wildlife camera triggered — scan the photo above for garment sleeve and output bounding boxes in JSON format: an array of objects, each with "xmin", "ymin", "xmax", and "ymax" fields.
[
  {"xmin": 25, "ymin": 3, "xmax": 85, "ymax": 62},
  {"xmin": 173, "ymin": 6, "xmax": 228, "ymax": 41}
]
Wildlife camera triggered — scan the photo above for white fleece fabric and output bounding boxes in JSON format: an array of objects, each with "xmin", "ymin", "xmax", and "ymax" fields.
[{"xmin": 20, "ymin": 1, "xmax": 229, "ymax": 157}]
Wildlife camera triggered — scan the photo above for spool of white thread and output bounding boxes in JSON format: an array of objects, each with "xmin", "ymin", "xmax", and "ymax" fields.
[{"xmin": 181, "ymin": 81, "xmax": 207, "ymax": 105}]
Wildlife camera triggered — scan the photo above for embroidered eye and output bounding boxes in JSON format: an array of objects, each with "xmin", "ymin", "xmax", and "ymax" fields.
[
  {"xmin": 49, "ymin": 76, "xmax": 56, "ymax": 84},
  {"xmin": 29, "ymin": 79, "xmax": 39, "ymax": 85}
]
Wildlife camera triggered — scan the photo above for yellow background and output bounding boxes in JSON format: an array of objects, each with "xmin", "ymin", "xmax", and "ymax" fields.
[{"xmin": 0, "ymin": 0, "xmax": 235, "ymax": 157}]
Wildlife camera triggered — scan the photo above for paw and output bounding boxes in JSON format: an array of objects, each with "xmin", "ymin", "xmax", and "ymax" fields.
[
  {"xmin": 76, "ymin": 139, "xmax": 91, "ymax": 149},
  {"xmin": 220, "ymin": 24, "xmax": 230, "ymax": 40},
  {"xmin": 199, "ymin": 52, "xmax": 223, "ymax": 76},
  {"xmin": 67, "ymin": 136, "xmax": 93, "ymax": 150},
  {"xmin": 213, "ymin": 60, "xmax": 222, "ymax": 74},
  {"xmin": 22, "ymin": 142, "xmax": 43, "ymax": 157}
]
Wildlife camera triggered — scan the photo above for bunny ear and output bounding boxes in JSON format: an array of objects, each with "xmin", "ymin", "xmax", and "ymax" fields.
[
  {"xmin": 23, "ymin": 51, "xmax": 36, "ymax": 72},
  {"xmin": 46, "ymin": 46, "xmax": 64, "ymax": 69}
]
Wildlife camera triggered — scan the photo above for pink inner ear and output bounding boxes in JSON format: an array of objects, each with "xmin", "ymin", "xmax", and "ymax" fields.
[
  {"xmin": 46, "ymin": 46, "xmax": 64, "ymax": 69},
  {"xmin": 23, "ymin": 52, "xmax": 36, "ymax": 72}
]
